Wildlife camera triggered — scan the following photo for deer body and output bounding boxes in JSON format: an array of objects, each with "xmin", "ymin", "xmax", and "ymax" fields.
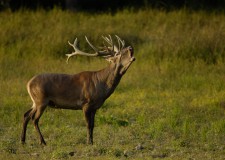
[
  {"xmin": 28, "ymin": 63, "xmax": 121, "ymax": 111},
  {"xmin": 21, "ymin": 36, "xmax": 135, "ymax": 145}
]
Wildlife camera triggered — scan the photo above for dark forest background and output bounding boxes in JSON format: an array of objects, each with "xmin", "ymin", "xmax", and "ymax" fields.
[{"xmin": 1, "ymin": 0, "xmax": 225, "ymax": 12}]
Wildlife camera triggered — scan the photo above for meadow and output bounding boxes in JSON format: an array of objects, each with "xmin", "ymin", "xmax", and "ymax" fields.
[{"xmin": 0, "ymin": 8, "xmax": 225, "ymax": 159}]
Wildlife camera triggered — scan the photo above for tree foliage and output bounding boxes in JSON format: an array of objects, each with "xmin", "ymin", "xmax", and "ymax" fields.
[{"xmin": 1, "ymin": 0, "xmax": 225, "ymax": 12}]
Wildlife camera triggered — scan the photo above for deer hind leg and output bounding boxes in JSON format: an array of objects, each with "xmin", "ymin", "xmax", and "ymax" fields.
[
  {"xmin": 31, "ymin": 103, "xmax": 47, "ymax": 145},
  {"xmin": 21, "ymin": 108, "xmax": 33, "ymax": 144}
]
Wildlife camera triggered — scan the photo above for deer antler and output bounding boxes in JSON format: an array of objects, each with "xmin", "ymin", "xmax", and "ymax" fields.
[
  {"xmin": 66, "ymin": 36, "xmax": 115, "ymax": 63},
  {"xmin": 66, "ymin": 35, "xmax": 126, "ymax": 63}
]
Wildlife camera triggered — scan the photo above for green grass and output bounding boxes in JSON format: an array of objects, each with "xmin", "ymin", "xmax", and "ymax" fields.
[{"xmin": 0, "ymin": 9, "xmax": 225, "ymax": 159}]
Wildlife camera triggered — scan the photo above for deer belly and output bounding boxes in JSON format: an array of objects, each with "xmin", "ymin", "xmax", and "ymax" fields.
[{"xmin": 48, "ymin": 98, "xmax": 84, "ymax": 110}]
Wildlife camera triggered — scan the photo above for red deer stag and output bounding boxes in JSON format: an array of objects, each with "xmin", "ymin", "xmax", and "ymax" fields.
[{"xmin": 21, "ymin": 35, "xmax": 135, "ymax": 145}]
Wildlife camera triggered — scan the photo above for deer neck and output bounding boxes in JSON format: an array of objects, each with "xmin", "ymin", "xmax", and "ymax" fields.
[{"xmin": 95, "ymin": 62, "xmax": 122, "ymax": 96}]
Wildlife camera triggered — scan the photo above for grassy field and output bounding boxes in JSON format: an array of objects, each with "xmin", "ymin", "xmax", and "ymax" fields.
[{"xmin": 0, "ymin": 9, "xmax": 225, "ymax": 159}]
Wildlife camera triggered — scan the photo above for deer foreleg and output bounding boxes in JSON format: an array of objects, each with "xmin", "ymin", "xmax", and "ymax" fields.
[{"xmin": 83, "ymin": 108, "xmax": 96, "ymax": 145}]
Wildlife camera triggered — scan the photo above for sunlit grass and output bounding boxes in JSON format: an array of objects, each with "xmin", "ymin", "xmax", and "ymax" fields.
[{"xmin": 0, "ymin": 8, "xmax": 225, "ymax": 159}]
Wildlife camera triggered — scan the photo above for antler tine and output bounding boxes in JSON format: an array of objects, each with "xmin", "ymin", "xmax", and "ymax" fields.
[
  {"xmin": 85, "ymin": 36, "xmax": 99, "ymax": 53},
  {"xmin": 115, "ymin": 35, "xmax": 125, "ymax": 50},
  {"xmin": 68, "ymin": 38, "xmax": 78, "ymax": 51},
  {"xmin": 116, "ymin": 36, "xmax": 121, "ymax": 51},
  {"xmin": 102, "ymin": 35, "xmax": 112, "ymax": 46},
  {"xmin": 108, "ymin": 35, "xmax": 114, "ymax": 52},
  {"xmin": 66, "ymin": 38, "xmax": 79, "ymax": 63}
]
